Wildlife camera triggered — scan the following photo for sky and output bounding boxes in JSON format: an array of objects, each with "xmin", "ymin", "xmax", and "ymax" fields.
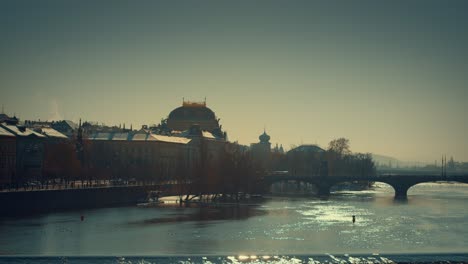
[{"xmin": 1, "ymin": 0, "xmax": 467, "ymax": 162}]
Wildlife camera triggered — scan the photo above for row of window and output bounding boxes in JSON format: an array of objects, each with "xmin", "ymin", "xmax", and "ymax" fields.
[
  {"xmin": 0, "ymin": 144, "xmax": 16, "ymax": 153},
  {"xmin": 0, "ymin": 156, "xmax": 15, "ymax": 169}
]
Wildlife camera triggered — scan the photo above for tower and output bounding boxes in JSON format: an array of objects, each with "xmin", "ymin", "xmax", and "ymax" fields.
[{"xmin": 251, "ymin": 129, "xmax": 272, "ymax": 171}]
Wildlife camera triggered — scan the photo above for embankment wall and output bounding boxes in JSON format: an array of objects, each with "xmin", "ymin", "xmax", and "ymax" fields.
[{"xmin": 0, "ymin": 186, "xmax": 155, "ymax": 216}]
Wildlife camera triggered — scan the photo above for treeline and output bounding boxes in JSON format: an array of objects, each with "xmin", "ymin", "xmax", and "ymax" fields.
[
  {"xmin": 279, "ymin": 138, "xmax": 376, "ymax": 177},
  {"xmin": 37, "ymin": 136, "xmax": 375, "ymax": 199},
  {"xmin": 174, "ymin": 140, "xmax": 260, "ymax": 202}
]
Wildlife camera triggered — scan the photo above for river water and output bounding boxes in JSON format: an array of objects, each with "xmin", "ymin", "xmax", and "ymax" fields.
[{"xmin": 1, "ymin": 183, "xmax": 468, "ymax": 263}]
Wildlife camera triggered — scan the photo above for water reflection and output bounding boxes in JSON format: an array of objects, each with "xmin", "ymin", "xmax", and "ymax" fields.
[
  {"xmin": 1, "ymin": 183, "xmax": 468, "ymax": 256},
  {"xmin": 3, "ymin": 254, "xmax": 467, "ymax": 263},
  {"xmin": 128, "ymin": 204, "xmax": 266, "ymax": 226}
]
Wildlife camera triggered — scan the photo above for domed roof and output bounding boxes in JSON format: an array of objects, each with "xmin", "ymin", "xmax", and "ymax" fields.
[
  {"xmin": 168, "ymin": 105, "xmax": 216, "ymax": 121},
  {"xmin": 259, "ymin": 131, "xmax": 270, "ymax": 143},
  {"xmin": 289, "ymin": 144, "xmax": 325, "ymax": 153}
]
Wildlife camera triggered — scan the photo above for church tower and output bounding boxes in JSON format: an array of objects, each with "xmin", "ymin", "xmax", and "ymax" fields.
[{"xmin": 250, "ymin": 129, "xmax": 272, "ymax": 171}]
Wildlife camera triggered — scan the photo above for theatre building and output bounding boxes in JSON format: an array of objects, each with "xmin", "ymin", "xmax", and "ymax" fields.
[{"xmin": 83, "ymin": 101, "xmax": 227, "ymax": 182}]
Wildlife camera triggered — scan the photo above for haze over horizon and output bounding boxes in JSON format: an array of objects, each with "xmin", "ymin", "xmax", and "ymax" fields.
[{"xmin": 1, "ymin": 0, "xmax": 467, "ymax": 162}]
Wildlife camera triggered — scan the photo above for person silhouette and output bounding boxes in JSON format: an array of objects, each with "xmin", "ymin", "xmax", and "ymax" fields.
[{"xmin": 352, "ymin": 215, "xmax": 356, "ymax": 223}]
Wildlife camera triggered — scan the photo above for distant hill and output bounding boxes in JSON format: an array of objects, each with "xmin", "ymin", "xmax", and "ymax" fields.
[
  {"xmin": 371, "ymin": 154, "xmax": 428, "ymax": 168},
  {"xmin": 371, "ymin": 154, "xmax": 401, "ymax": 166}
]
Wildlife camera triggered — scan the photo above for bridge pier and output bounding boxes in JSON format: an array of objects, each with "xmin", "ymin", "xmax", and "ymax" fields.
[
  {"xmin": 316, "ymin": 182, "xmax": 331, "ymax": 197},
  {"xmin": 393, "ymin": 185, "xmax": 410, "ymax": 200}
]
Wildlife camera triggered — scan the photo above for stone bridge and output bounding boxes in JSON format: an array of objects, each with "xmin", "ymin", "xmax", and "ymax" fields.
[{"xmin": 261, "ymin": 174, "xmax": 468, "ymax": 199}]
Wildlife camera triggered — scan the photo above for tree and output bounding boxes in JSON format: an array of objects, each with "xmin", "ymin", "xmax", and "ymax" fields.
[{"xmin": 328, "ymin": 138, "xmax": 351, "ymax": 157}]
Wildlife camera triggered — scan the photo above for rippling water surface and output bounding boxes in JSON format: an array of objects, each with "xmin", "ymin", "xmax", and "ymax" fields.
[{"xmin": 1, "ymin": 183, "xmax": 468, "ymax": 262}]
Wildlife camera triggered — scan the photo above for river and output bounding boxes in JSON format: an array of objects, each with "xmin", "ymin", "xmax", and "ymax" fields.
[{"xmin": 1, "ymin": 183, "xmax": 467, "ymax": 263}]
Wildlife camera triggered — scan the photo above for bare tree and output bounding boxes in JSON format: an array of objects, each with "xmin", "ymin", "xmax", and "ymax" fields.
[{"xmin": 328, "ymin": 138, "xmax": 351, "ymax": 157}]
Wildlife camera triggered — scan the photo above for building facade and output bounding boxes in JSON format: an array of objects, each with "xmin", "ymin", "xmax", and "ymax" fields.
[
  {"xmin": 287, "ymin": 144, "xmax": 326, "ymax": 177},
  {"xmin": 0, "ymin": 127, "xmax": 16, "ymax": 186},
  {"xmin": 0, "ymin": 123, "xmax": 46, "ymax": 184},
  {"xmin": 250, "ymin": 130, "xmax": 272, "ymax": 171}
]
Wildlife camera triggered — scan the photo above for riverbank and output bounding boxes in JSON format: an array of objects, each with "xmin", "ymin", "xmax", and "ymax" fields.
[
  {"xmin": 0, "ymin": 186, "xmax": 150, "ymax": 216},
  {"xmin": 1, "ymin": 253, "xmax": 468, "ymax": 263}
]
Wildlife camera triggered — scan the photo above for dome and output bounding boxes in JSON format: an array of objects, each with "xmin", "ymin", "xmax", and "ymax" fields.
[
  {"xmin": 166, "ymin": 101, "xmax": 220, "ymax": 132},
  {"xmin": 259, "ymin": 131, "xmax": 270, "ymax": 143},
  {"xmin": 168, "ymin": 105, "xmax": 216, "ymax": 121},
  {"xmin": 289, "ymin": 144, "xmax": 325, "ymax": 153}
]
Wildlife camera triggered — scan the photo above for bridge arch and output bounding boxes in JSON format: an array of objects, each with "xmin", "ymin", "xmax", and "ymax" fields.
[
  {"xmin": 407, "ymin": 181, "xmax": 468, "ymax": 196},
  {"xmin": 328, "ymin": 180, "xmax": 396, "ymax": 197},
  {"xmin": 262, "ymin": 174, "xmax": 468, "ymax": 199}
]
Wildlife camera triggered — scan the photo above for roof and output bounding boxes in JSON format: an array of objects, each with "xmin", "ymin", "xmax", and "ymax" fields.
[
  {"xmin": 176, "ymin": 129, "xmax": 221, "ymax": 140},
  {"xmin": 39, "ymin": 128, "xmax": 68, "ymax": 139},
  {"xmin": 289, "ymin": 144, "xmax": 325, "ymax": 153},
  {"xmin": 89, "ymin": 132, "xmax": 113, "ymax": 140},
  {"xmin": 202, "ymin": 131, "xmax": 216, "ymax": 139},
  {"xmin": 148, "ymin": 134, "xmax": 191, "ymax": 144},
  {"xmin": 64, "ymin": 120, "xmax": 78, "ymax": 129},
  {"xmin": 88, "ymin": 132, "xmax": 191, "ymax": 144},
  {"xmin": 168, "ymin": 105, "xmax": 216, "ymax": 120},
  {"xmin": 0, "ymin": 126, "xmax": 15, "ymax": 137},
  {"xmin": 112, "ymin": 133, "xmax": 131, "ymax": 141},
  {"xmin": 0, "ymin": 124, "xmax": 46, "ymax": 138},
  {"xmin": 52, "ymin": 120, "xmax": 78, "ymax": 130}
]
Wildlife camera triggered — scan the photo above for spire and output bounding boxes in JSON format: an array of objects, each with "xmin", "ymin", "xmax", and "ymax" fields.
[{"xmin": 77, "ymin": 118, "xmax": 83, "ymax": 142}]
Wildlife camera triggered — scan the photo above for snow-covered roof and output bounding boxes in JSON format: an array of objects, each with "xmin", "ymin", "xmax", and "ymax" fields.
[
  {"xmin": 0, "ymin": 124, "xmax": 45, "ymax": 138},
  {"xmin": 0, "ymin": 126, "xmax": 15, "ymax": 137},
  {"xmin": 40, "ymin": 128, "xmax": 68, "ymax": 139},
  {"xmin": 148, "ymin": 134, "xmax": 191, "ymax": 144},
  {"xmin": 63, "ymin": 120, "xmax": 78, "ymax": 130},
  {"xmin": 88, "ymin": 132, "xmax": 191, "ymax": 144},
  {"xmin": 112, "ymin": 133, "xmax": 130, "ymax": 141},
  {"xmin": 90, "ymin": 132, "xmax": 113, "ymax": 140},
  {"xmin": 202, "ymin": 131, "xmax": 216, "ymax": 139}
]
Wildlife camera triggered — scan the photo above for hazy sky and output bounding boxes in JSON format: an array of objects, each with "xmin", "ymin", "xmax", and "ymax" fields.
[{"xmin": 1, "ymin": 0, "xmax": 467, "ymax": 162}]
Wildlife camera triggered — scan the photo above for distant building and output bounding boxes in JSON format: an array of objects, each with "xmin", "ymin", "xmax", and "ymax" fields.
[
  {"xmin": 0, "ymin": 123, "xmax": 46, "ymax": 184},
  {"xmin": 24, "ymin": 119, "xmax": 78, "ymax": 139},
  {"xmin": 86, "ymin": 131, "xmax": 191, "ymax": 181},
  {"xmin": 0, "ymin": 126, "xmax": 16, "ymax": 186},
  {"xmin": 250, "ymin": 130, "xmax": 272, "ymax": 171},
  {"xmin": 50, "ymin": 120, "xmax": 78, "ymax": 138},
  {"xmin": 272, "ymin": 143, "xmax": 284, "ymax": 154},
  {"xmin": 35, "ymin": 127, "xmax": 69, "ymax": 142},
  {"xmin": 85, "ymin": 126, "xmax": 226, "ymax": 181},
  {"xmin": 287, "ymin": 144, "xmax": 326, "ymax": 176},
  {"xmin": 0, "ymin": 113, "xmax": 19, "ymax": 124},
  {"xmin": 34, "ymin": 127, "xmax": 75, "ymax": 180},
  {"xmin": 165, "ymin": 100, "xmax": 226, "ymax": 139}
]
